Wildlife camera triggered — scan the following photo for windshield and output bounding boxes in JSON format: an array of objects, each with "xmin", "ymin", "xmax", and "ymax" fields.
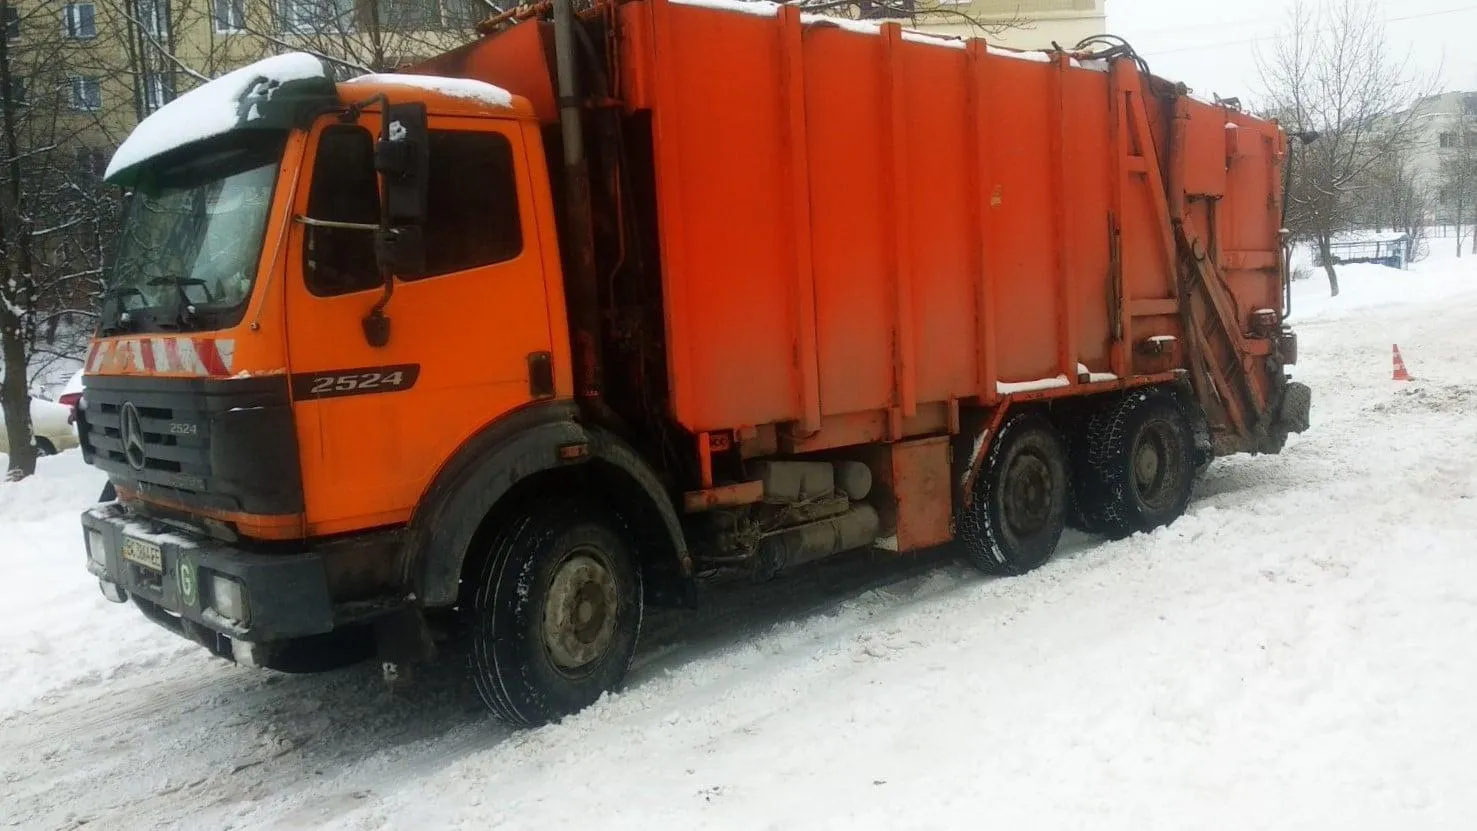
[{"xmin": 103, "ymin": 133, "xmax": 287, "ymax": 334}]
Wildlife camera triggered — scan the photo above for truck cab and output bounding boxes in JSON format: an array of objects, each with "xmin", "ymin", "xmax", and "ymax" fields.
[{"xmin": 80, "ymin": 54, "xmax": 653, "ymax": 685}]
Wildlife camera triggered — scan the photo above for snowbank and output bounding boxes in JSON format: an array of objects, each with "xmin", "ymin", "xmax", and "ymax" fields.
[
  {"xmin": 1292, "ymin": 246, "xmax": 1477, "ymax": 323},
  {"xmin": 0, "ymin": 452, "xmax": 197, "ymax": 717}
]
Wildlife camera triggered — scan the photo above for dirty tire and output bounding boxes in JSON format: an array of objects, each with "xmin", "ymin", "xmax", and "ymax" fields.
[
  {"xmin": 1074, "ymin": 388, "xmax": 1195, "ymax": 540},
  {"xmin": 469, "ymin": 500, "xmax": 643, "ymax": 726},
  {"xmin": 959, "ymin": 413, "xmax": 1069, "ymax": 576}
]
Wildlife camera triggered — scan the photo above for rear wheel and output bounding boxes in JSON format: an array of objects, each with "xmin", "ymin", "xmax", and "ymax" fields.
[
  {"xmin": 34, "ymin": 437, "xmax": 57, "ymax": 456},
  {"xmin": 1074, "ymin": 389, "xmax": 1195, "ymax": 539},
  {"xmin": 469, "ymin": 500, "xmax": 642, "ymax": 726},
  {"xmin": 959, "ymin": 413, "xmax": 1069, "ymax": 576}
]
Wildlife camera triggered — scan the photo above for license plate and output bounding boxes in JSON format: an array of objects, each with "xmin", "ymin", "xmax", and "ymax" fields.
[{"xmin": 121, "ymin": 537, "xmax": 163, "ymax": 572}]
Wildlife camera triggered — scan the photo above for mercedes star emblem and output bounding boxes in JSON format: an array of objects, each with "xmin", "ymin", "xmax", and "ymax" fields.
[{"xmin": 120, "ymin": 401, "xmax": 147, "ymax": 471}]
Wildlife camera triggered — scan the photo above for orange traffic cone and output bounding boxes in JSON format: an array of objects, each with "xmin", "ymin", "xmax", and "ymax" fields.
[{"xmin": 1392, "ymin": 345, "xmax": 1412, "ymax": 382}]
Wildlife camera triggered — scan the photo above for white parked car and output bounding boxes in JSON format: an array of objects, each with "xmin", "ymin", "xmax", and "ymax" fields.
[{"xmin": 0, "ymin": 396, "xmax": 79, "ymax": 456}]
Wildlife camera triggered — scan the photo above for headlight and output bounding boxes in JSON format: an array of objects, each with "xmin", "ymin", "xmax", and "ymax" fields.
[
  {"xmin": 210, "ymin": 575, "xmax": 250, "ymax": 625},
  {"xmin": 87, "ymin": 530, "xmax": 106, "ymax": 567}
]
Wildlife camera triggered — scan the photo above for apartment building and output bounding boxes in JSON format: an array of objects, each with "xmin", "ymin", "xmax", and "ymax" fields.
[{"xmin": 2, "ymin": 0, "xmax": 481, "ymax": 156}]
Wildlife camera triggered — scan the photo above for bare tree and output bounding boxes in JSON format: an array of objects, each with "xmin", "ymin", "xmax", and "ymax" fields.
[
  {"xmin": 1356, "ymin": 144, "xmax": 1432, "ymax": 262},
  {"xmin": 1435, "ymin": 100, "xmax": 1477, "ymax": 258},
  {"xmin": 784, "ymin": 0, "xmax": 1027, "ymax": 38},
  {"xmin": 234, "ymin": 0, "xmax": 486, "ymax": 76},
  {"xmin": 0, "ymin": 0, "xmax": 131, "ymax": 477},
  {"xmin": 1259, "ymin": 0, "xmax": 1433, "ymax": 296}
]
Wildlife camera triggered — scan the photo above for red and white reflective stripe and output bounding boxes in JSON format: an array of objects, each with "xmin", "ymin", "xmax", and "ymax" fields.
[{"xmin": 86, "ymin": 337, "xmax": 238, "ymax": 377}]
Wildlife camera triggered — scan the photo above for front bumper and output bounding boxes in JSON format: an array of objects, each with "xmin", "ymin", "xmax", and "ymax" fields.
[{"xmin": 81, "ymin": 503, "xmax": 335, "ymax": 644}]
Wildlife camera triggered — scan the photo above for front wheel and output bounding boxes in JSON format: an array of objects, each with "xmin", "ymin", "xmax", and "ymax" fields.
[{"xmin": 469, "ymin": 500, "xmax": 643, "ymax": 726}]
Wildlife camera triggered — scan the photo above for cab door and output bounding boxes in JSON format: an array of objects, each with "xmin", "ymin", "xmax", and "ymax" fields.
[{"xmin": 285, "ymin": 114, "xmax": 560, "ymax": 536}]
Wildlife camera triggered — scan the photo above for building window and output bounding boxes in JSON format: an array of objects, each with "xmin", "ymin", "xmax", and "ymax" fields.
[
  {"xmin": 378, "ymin": 0, "xmax": 441, "ymax": 30},
  {"xmin": 76, "ymin": 147, "xmax": 109, "ymax": 178},
  {"xmin": 280, "ymin": 0, "xmax": 355, "ymax": 34},
  {"xmin": 63, "ymin": 3, "xmax": 97, "ymax": 38},
  {"xmin": 1441, "ymin": 132, "xmax": 1457, "ymax": 148},
  {"xmin": 213, "ymin": 0, "xmax": 244, "ymax": 32},
  {"xmin": 443, "ymin": 0, "xmax": 486, "ymax": 27},
  {"xmin": 70, "ymin": 76, "xmax": 102, "ymax": 111},
  {"xmin": 135, "ymin": 0, "xmax": 168, "ymax": 38},
  {"xmin": 859, "ymin": 0, "xmax": 913, "ymax": 19},
  {"xmin": 4, "ymin": 6, "xmax": 19, "ymax": 40},
  {"xmin": 4, "ymin": 76, "xmax": 25, "ymax": 106},
  {"xmin": 144, "ymin": 72, "xmax": 174, "ymax": 111}
]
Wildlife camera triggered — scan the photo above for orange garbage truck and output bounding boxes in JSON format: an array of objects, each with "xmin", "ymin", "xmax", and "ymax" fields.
[{"xmin": 78, "ymin": 0, "xmax": 1309, "ymax": 724}]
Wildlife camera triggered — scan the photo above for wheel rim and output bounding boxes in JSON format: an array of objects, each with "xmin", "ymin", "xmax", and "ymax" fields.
[
  {"xmin": 1003, "ymin": 451, "xmax": 1054, "ymax": 537},
  {"xmin": 542, "ymin": 549, "xmax": 620, "ymax": 675},
  {"xmin": 1132, "ymin": 420, "xmax": 1179, "ymax": 511}
]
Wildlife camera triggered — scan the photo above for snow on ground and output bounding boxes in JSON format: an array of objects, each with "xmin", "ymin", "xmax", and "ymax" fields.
[
  {"xmin": 0, "ymin": 457, "xmax": 204, "ymax": 715},
  {"xmin": 4, "ymin": 254, "xmax": 1477, "ymax": 829}
]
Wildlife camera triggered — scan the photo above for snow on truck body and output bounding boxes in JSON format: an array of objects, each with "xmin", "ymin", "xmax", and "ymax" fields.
[{"xmin": 76, "ymin": 0, "xmax": 1309, "ymax": 726}]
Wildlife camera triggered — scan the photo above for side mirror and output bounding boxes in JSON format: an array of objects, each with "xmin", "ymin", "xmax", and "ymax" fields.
[
  {"xmin": 362, "ymin": 101, "xmax": 429, "ymax": 348},
  {"xmin": 375, "ymin": 225, "xmax": 425, "ymax": 277},
  {"xmin": 375, "ymin": 102, "xmax": 429, "ymax": 226}
]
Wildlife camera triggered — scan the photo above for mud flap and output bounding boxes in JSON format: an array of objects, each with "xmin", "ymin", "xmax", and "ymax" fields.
[
  {"xmin": 1278, "ymin": 382, "xmax": 1313, "ymax": 435},
  {"xmin": 1260, "ymin": 381, "xmax": 1313, "ymax": 454}
]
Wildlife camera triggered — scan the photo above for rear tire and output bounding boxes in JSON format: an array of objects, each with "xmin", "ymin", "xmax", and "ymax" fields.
[
  {"xmin": 1073, "ymin": 389, "xmax": 1195, "ymax": 540},
  {"xmin": 34, "ymin": 437, "xmax": 57, "ymax": 456},
  {"xmin": 469, "ymin": 500, "xmax": 643, "ymax": 726},
  {"xmin": 959, "ymin": 413, "xmax": 1069, "ymax": 576}
]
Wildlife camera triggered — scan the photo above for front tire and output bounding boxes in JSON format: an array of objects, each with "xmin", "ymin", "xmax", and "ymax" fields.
[
  {"xmin": 34, "ymin": 437, "xmax": 57, "ymax": 456},
  {"xmin": 959, "ymin": 413, "xmax": 1070, "ymax": 576},
  {"xmin": 469, "ymin": 500, "xmax": 643, "ymax": 726},
  {"xmin": 1074, "ymin": 389, "xmax": 1195, "ymax": 540}
]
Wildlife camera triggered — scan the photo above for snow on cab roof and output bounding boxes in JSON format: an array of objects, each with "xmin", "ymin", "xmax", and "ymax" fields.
[
  {"xmin": 343, "ymin": 73, "xmax": 516, "ymax": 109},
  {"xmin": 106, "ymin": 52, "xmax": 331, "ymax": 183}
]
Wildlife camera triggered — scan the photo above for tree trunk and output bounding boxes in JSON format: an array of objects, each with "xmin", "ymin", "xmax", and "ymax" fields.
[
  {"xmin": 1459, "ymin": 196, "xmax": 1466, "ymax": 258},
  {"xmin": 0, "ymin": 313, "xmax": 36, "ymax": 479},
  {"xmin": 0, "ymin": 10, "xmax": 36, "ymax": 480},
  {"xmin": 1317, "ymin": 234, "xmax": 1340, "ymax": 297}
]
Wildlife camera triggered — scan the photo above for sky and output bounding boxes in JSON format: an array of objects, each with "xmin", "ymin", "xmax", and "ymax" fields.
[{"xmin": 1106, "ymin": 0, "xmax": 1477, "ymax": 104}]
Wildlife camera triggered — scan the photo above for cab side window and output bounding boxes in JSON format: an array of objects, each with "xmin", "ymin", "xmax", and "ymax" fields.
[
  {"xmin": 304, "ymin": 125, "xmax": 380, "ymax": 296},
  {"xmin": 412, "ymin": 130, "xmax": 524, "ymax": 279}
]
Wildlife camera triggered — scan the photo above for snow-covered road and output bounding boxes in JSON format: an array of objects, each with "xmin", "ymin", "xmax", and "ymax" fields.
[{"xmin": 4, "ymin": 257, "xmax": 1477, "ymax": 830}]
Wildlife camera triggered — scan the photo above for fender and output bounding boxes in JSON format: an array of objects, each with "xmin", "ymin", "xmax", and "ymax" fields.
[{"xmin": 403, "ymin": 401, "xmax": 690, "ymax": 608}]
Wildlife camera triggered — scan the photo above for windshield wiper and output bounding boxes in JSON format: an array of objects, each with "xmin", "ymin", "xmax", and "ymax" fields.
[
  {"xmin": 145, "ymin": 276, "xmax": 215, "ymax": 327},
  {"xmin": 98, "ymin": 287, "xmax": 146, "ymax": 336}
]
